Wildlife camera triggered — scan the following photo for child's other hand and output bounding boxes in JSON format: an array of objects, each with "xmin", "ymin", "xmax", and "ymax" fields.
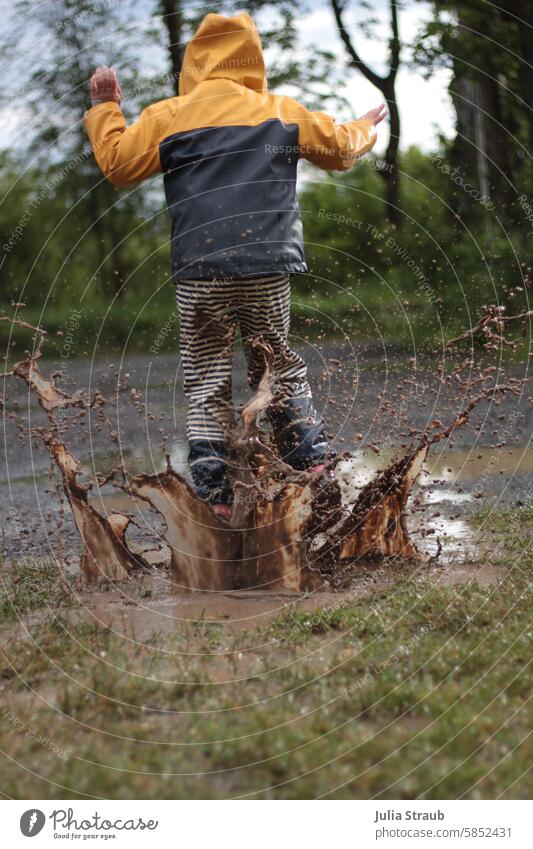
[
  {"xmin": 89, "ymin": 66, "xmax": 122, "ymax": 106},
  {"xmin": 359, "ymin": 103, "xmax": 388, "ymax": 126}
]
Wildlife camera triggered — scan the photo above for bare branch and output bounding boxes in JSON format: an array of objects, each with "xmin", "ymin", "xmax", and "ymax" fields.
[{"xmin": 330, "ymin": 0, "xmax": 385, "ymax": 89}]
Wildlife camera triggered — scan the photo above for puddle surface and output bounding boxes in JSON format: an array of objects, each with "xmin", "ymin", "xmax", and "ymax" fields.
[
  {"xmin": 69, "ymin": 558, "xmax": 508, "ymax": 640},
  {"xmin": 336, "ymin": 444, "xmax": 532, "ymax": 562}
]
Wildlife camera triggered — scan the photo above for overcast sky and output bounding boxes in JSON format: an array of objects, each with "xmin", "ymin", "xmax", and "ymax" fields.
[{"xmin": 1, "ymin": 0, "xmax": 455, "ymax": 153}]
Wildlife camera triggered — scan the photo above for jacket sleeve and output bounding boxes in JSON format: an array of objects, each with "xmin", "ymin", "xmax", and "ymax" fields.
[
  {"xmin": 280, "ymin": 98, "xmax": 377, "ymax": 171},
  {"xmin": 83, "ymin": 101, "xmax": 163, "ymax": 187}
]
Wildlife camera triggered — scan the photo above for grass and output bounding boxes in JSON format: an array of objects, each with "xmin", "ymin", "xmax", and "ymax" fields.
[
  {"xmin": 0, "ymin": 557, "xmax": 74, "ymax": 622},
  {"xmin": 0, "ymin": 508, "xmax": 530, "ymax": 799}
]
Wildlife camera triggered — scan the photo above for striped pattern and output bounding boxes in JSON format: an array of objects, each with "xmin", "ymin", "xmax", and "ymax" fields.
[{"xmin": 176, "ymin": 274, "xmax": 311, "ymax": 442}]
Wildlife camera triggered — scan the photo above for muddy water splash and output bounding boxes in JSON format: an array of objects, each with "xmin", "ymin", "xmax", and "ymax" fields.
[
  {"xmin": 123, "ymin": 339, "xmax": 431, "ymax": 591},
  {"xmin": 47, "ymin": 437, "xmax": 149, "ymax": 582},
  {"xmin": 2, "ymin": 323, "xmax": 149, "ymax": 582},
  {"xmin": 2, "ymin": 306, "xmax": 530, "ymax": 591}
]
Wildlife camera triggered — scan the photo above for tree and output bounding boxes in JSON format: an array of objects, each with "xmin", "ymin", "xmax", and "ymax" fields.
[
  {"xmin": 0, "ymin": 0, "xmax": 165, "ymax": 300},
  {"xmin": 330, "ymin": 0, "xmax": 402, "ymax": 227},
  {"xmin": 159, "ymin": 0, "xmax": 185, "ymax": 94},
  {"xmin": 501, "ymin": 0, "xmax": 533, "ymax": 153},
  {"xmin": 412, "ymin": 0, "xmax": 531, "ymax": 228}
]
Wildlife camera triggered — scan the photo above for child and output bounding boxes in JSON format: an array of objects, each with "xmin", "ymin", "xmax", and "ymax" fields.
[{"xmin": 85, "ymin": 12, "xmax": 386, "ymax": 519}]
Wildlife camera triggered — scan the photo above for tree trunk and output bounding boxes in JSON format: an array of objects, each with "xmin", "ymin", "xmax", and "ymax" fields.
[
  {"xmin": 381, "ymin": 78, "xmax": 401, "ymax": 227},
  {"xmin": 481, "ymin": 67, "xmax": 514, "ymax": 222},
  {"xmin": 503, "ymin": 0, "xmax": 533, "ymax": 153},
  {"xmin": 449, "ymin": 68, "xmax": 479, "ymax": 228},
  {"xmin": 159, "ymin": 0, "xmax": 185, "ymax": 95},
  {"xmin": 448, "ymin": 5, "xmax": 514, "ymax": 229},
  {"xmin": 330, "ymin": 0, "xmax": 402, "ymax": 227}
]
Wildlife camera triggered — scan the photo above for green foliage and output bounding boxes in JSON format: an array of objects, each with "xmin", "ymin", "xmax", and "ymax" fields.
[
  {"xmin": 295, "ymin": 146, "xmax": 529, "ymax": 346},
  {"xmin": 1, "ymin": 143, "xmax": 529, "ymax": 352}
]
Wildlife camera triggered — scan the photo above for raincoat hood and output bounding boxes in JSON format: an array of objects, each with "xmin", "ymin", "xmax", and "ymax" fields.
[{"xmin": 179, "ymin": 13, "xmax": 267, "ymax": 96}]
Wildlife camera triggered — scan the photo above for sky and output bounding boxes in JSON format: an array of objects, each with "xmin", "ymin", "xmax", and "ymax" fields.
[{"xmin": 0, "ymin": 0, "xmax": 455, "ymax": 154}]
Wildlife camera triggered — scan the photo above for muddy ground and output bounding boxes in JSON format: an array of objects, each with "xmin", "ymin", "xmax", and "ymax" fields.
[
  {"xmin": 1, "ymin": 342, "xmax": 530, "ymax": 626},
  {"xmin": 0, "ymin": 344, "xmax": 531, "ymax": 800}
]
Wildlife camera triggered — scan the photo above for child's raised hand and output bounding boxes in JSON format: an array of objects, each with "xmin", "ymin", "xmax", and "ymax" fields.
[
  {"xmin": 359, "ymin": 103, "xmax": 388, "ymax": 126},
  {"xmin": 89, "ymin": 66, "xmax": 122, "ymax": 106}
]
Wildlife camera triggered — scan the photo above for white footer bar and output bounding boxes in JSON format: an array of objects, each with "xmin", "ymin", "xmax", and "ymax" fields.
[{"xmin": 4, "ymin": 799, "xmax": 530, "ymax": 847}]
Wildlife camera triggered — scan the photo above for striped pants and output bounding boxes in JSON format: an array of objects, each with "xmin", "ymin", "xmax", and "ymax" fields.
[{"xmin": 175, "ymin": 273, "xmax": 312, "ymax": 443}]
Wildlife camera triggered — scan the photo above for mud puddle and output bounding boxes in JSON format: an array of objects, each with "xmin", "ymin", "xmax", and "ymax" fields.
[
  {"xmin": 77, "ymin": 584, "xmax": 339, "ymax": 638},
  {"xmin": 1, "ymin": 308, "xmax": 529, "ymax": 608},
  {"xmin": 336, "ymin": 444, "xmax": 532, "ymax": 562},
  {"xmin": 39, "ymin": 445, "xmax": 525, "ymax": 583},
  {"xmin": 64, "ymin": 555, "xmax": 507, "ymax": 640},
  {"xmin": 336, "ymin": 444, "xmax": 533, "ymax": 491},
  {"xmin": 414, "ymin": 445, "xmax": 532, "ymax": 560}
]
